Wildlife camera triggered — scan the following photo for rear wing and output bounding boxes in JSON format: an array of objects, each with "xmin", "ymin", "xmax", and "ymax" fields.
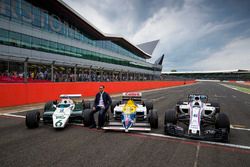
[
  {"xmin": 122, "ymin": 92, "xmax": 142, "ymax": 102},
  {"xmin": 60, "ymin": 94, "xmax": 82, "ymax": 99}
]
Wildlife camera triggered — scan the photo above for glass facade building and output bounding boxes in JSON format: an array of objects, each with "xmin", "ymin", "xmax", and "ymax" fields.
[{"xmin": 0, "ymin": 0, "xmax": 162, "ymax": 82}]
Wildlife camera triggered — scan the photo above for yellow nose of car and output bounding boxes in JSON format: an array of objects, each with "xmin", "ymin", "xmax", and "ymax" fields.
[{"xmin": 122, "ymin": 100, "xmax": 137, "ymax": 114}]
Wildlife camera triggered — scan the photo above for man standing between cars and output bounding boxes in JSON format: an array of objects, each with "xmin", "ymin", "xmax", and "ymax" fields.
[{"xmin": 89, "ymin": 85, "xmax": 112, "ymax": 129}]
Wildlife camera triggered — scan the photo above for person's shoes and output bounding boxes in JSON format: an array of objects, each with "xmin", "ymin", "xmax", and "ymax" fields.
[
  {"xmin": 89, "ymin": 124, "xmax": 96, "ymax": 129},
  {"xmin": 97, "ymin": 126, "xmax": 101, "ymax": 130}
]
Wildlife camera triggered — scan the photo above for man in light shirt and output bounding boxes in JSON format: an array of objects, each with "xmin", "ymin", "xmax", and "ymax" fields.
[{"xmin": 89, "ymin": 85, "xmax": 112, "ymax": 129}]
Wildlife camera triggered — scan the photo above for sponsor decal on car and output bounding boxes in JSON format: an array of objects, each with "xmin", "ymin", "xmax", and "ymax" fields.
[
  {"xmin": 55, "ymin": 116, "xmax": 66, "ymax": 119},
  {"xmin": 122, "ymin": 100, "xmax": 137, "ymax": 114},
  {"xmin": 123, "ymin": 92, "xmax": 142, "ymax": 97}
]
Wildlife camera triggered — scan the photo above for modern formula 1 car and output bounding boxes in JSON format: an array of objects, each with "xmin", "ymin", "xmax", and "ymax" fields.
[
  {"xmin": 164, "ymin": 94, "xmax": 230, "ymax": 142},
  {"xmin": 25, "ymin": 94, "xmax": 91, "ymax": 129},
  {"xmin": 102, "ymin": 92, "xmax": 158, "ymax": 132}
]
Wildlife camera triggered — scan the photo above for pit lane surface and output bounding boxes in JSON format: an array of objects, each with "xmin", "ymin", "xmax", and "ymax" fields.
[{"xmin": 1, "ymin": 82, "xmax": 250, "ymax": 167}]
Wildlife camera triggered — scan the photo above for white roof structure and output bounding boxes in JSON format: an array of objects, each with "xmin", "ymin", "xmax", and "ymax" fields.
[
  {"xmin": 137, "ymin": 40, "xmax": 160, "ymax": 55},
  {"xmin": 162, "ymin": 69, "xmax": 250, "ymax": 74}
]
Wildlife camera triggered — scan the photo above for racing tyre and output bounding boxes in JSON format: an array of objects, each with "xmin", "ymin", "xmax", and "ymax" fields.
[
  {"xmin": 111, "ymin": 101, "xmax": 118, "ymax": 114},
  {"xmin": 215, "ymin": 113, "xmax": 230, "ymax": 133},
  {"xmin": 176, "ymin": 101, "xmax": 183, "ymax": 114},
  {"xmin": 44, "ymin": 101, "xmax": 56, "ymax": 112},
  {"xmin": 26, "ymin": 111, "xmax": 40, "ymax": 128},
  {"xmin": 105, "ymin": 112, "xmax": 110, "ymax": 124},
  {"xmin": 145, "ymin": 101, "xmax": 153, "ymax": 110},
  {"xmin": 83, "ymin": 109, "xmax": 92, "ymax": 127},
  {"xmin": 84, "ymin": 101, "xmax": 91, "ymax": 109},
  {"xmin": 221, "ymin": 128, "xmax": 229, "ymax": 143},
  {"xmin": 211, "ymin": 102, "xmax": 220, "ymax": 113},
  {"xmin": 149, "ymin": 110, "xmax": 158, "ymax": 129},
  {"xmin": 164, "ymin": 109, "xmax": 177, "ymax": 125}
]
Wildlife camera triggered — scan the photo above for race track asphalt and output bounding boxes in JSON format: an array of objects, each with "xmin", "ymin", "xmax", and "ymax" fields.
[{"xmin": 0, "ymin": 82, "xmax": 250, "ymax": 167}]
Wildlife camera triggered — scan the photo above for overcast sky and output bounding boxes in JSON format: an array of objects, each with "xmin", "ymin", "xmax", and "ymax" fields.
[{"xmin": 63, "ymin": 0, "xmax": 250, "ymax": 72}]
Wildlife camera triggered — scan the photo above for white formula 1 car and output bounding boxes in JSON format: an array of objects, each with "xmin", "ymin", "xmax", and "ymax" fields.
[
  {"xmin": 26, "ymin": 94, "xmax": 91, "ymax": 129},
  {"xmin": 102, "ymin": 92, "xmax": 158, "ymax": 132},
  {"xmin": 164, "ymin": 94, "xmax": 230, "ymax": 142}
]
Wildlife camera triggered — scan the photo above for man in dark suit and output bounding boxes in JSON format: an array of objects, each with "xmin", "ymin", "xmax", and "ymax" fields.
[{"xmin": 89, "ymin": 85, "xmax": 112, "ymax": 129}]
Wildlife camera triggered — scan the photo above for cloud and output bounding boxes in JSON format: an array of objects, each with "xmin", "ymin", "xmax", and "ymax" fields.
[
  {"xmin": 192, "ymin": 37, "xmax": 250, "ymax": 70},
  {"xmin": 131, "ymin": 1, "xmax": 250, "ymax": 67},
  {"xmin": 63, "ymin": 0, "xmax": 250, "ymax": 71},
  {"xmin": 63, "ymin": 0, "xmax": 139, "ymax": 36},
  {"xmin": 63, "ymin": 0, "xmax": 113, "ymax": 34}
]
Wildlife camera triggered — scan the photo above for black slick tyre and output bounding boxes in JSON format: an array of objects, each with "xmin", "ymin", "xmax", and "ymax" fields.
[
  {"xmin": 145, "ymin": 101, "xmax": 153, "ymax": 110},
  {"xmin": 26, "ymin": 111, "xmax": 40, "ymax": 128},
  {"xmin": 164, "ymin": 109, "xmax": 177, "ymax": 125},
  {"xmin": 84, "ymin": 101, "xmax": 91, "ymax": 109},
  {"xmin": 149, "ymin": 110, "xmax": 158, "ymax": 129},
  {"xmin": 44, "ymin": 101, "xmax": 56, "ymax": 112},
  {"xmin": 83, "ymin": 109, "xmax": 92, "ymax": 127},
  {"xmin": 215, "ymin": 112, "xmax": 230, "ymax": 133},
  {"xmin": 111, "ymin": 101, "xmax": 118, "ymax": 114},
  {"xmin": 211, "ymin": 102, "xmax": 220, "ymax": 113}
]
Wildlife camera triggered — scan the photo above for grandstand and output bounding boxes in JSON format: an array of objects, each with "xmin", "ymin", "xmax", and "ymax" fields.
[
  {"xmin": 161, "ymin": 69, "xmax": 250, "ymax": 81},
  {"xmin": 0, "ymin": 0, "xmax": 163, "ymax": 82}
]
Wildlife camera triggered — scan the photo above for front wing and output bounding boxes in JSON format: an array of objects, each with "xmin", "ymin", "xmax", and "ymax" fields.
[
  {"xmin": 103, "ymin": 121, "xmax": 151, "ymax": 132},
  {"xmin": 164, "ymin": 123, "xmax": 229, "ymax": 142}
]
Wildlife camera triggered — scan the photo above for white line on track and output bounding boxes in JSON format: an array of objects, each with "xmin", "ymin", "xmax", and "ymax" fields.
[
  {"xmin": 6, "ymin": 112, "xmax": 248, "ymax": 132},
  {"xmin": 140, "ymin": 82, "xmax": 198, "ymax": 93},
  {"xmin": 2, "ymin": 113, "xmax": 25, "ymax": 118},
  {"xmin": 2, "ymin": 111, "xmax": 250, "ymax": 151},
  {"xmin": 231, "ymin": 125, "xmax": 250, "ymax": 132},
  {"xmin": 151, "ymin": 96, "xmax": 165, "ymax": 102},
  {"xmin": 220, "ymin": 84, "xmax": 250, "ymax": 95},
  {"xmin": 193, "ymin": 142, "xmax": 200, "ymax": 167},
  {"xmin": 139, "ymin": 132, "xmax": 250, "ymax": 150},
  {"xmin": 214, "ymin": 94, "xmax": 226, "ymax": 98}
]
